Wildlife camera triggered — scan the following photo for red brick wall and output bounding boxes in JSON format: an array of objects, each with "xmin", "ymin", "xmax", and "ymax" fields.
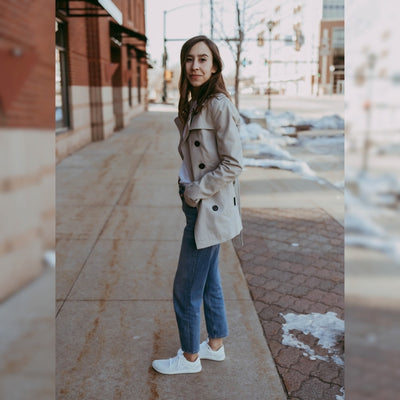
[
  {"xmin": 61, "ymin": 1, "xmax": 147, "ymax": 89},
  {"xmin": 0, "ymin": 0, "xmax": 54, "ymax": 128},
  {"xmin": 319, "ymin": 19, "xmax": 344, "ymax": 92},
  {"xmin": 67, "ymin": 17, "xmax": 90, "ymax": 86}
]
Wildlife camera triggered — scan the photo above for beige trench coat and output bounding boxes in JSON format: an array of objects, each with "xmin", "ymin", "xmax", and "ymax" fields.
[{"xmin": 174, "ymin": 93, "xmax": 243, "ymax": 249}]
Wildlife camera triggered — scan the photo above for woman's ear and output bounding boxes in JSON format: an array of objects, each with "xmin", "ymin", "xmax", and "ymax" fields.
[{"xmin": 212, "ymin": 64, "xmax": 217, "ymax": 74}]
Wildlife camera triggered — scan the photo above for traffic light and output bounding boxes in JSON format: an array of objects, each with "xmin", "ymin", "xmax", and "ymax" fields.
[
  {"xmin": 257, "ymin": 31, "xmax": 264, "ymax": 47},
  {"xmin": 165, "ymin": 70, "xmax": 173, "ymax": 83},
  {"xmin": 295, "ymin": 29, "xmax": 304, "ymax": 51}
]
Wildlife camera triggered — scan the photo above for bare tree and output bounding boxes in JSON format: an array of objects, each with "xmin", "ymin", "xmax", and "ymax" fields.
[{"xmin": 214, "ymin": 0, "xmax": 264, "ymax": 108}]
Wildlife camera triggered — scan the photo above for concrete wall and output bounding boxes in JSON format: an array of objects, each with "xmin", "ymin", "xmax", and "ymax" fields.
[
  {"xmin": 0, "ymin": 0, "xmax": 55, "ymax": 301},
  {"xmin": 0, "ymin": 129, "xmax": 54, "ymax": 301}
]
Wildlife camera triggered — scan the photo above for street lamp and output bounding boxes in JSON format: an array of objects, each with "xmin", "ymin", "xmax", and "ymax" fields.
[
  {"xmin": 266, "ymin": 20, "xmax": 275, "ymax": 111},
  {"xmin": 162, "ymin": 2, "xmax": 209, "ymax": 103},
  {"xmin": 162, "ymin": 9, "xmax": 168, "ymax": 103},
  {"xmin": 329, "ymin": 65, "xmax": 335, "ymax": 95}
]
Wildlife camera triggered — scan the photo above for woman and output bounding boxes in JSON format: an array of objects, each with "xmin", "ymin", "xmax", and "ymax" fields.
[{"xmin": 152, "ymin": 35, "xmax": 243, "ymax": 375}]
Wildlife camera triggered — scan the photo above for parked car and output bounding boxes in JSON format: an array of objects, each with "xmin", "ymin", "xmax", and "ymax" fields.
[{"xmin": 264, "ymin": 87, "xmax": 279, "ymax": 95}]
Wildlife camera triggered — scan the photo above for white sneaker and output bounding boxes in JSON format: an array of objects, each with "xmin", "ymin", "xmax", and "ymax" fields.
[
  {"xmin": 152, "ymin": 354, "xmax": 202, "ymax": 375},
  {"xmin": 198, "ymin": 339, "xmax": 225, "ymax": 361}
]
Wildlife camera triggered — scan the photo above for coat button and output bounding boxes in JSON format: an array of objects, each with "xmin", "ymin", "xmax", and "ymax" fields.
[
  {"xmin": 212, "ymin": 205, "xmax": 219, "ymax": 211},
  {"xmin": 194, "ymin": 140, "xmax": 200, "ymax": 147},
  {"xmin": 199, "ymin": 163, "xmax": 205, "ymax": 169}
]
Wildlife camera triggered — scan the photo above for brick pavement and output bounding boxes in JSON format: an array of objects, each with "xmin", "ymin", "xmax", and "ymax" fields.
[
  {"xmin": 345, "ymin": 303, "xmax": 400, "ymax": 400},
  {"xmin": 234, "ymin": 208, "xmax": 344, "ymax": 400}
]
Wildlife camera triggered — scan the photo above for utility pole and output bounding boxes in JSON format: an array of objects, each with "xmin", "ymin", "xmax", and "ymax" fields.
[
  {"xmin": 266, "ymin": 20, "xmax": 275, "ymax": 111},
  {"xmin": 210, "ymin": 0, "xmax": 214, "ymax": 39},
  {"xmin": 162, "ymin": 10, "xmax": 167, "ymax": 103}
]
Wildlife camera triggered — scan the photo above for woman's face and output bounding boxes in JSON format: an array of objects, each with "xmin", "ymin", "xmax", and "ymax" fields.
[{"xmin": 185, "ymin": 41, "xmax": 217, "ymax": 90}]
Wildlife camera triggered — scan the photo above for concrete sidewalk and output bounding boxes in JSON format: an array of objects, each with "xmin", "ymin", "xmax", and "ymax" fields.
[{"xmin": 56, "ymin": 109, "xmax": 287, "ymax": 399}]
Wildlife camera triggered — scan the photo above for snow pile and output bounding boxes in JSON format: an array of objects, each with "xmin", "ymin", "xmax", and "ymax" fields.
[
  {"xmin": 239, "ymin": 117, "xmax": 326, "ymax": 182},
  {"xmin": 264, "ymin": 110, "xmax": 344, "ymax": 133},
  {"xmin": 280, "ymin": 311, "xmax": 344, "ymax": 366},
  {"xmin": 238, "ymin": 109, "xmax": 344, "ymax": 183},
  {"xmin": 336, "ymin": 387, "xmax": 345, "ymax": 400},
  {"xmin": 243, "ymin": 157, "xmax": 324, "ymax": 183},
  {"xmin": 358, "ymin": 173, "xmax": 400, "ymax": 208},
  {"xmin": 303, "ymin": 114, "xmax": 345, "ymax": 130},
  {"xmin": 239, "ymin": 120, "xmax": 297, "ymax": 147},
  {"xmin": 346, "ymin": 234, "xmax": 400, "ymax": 258}
]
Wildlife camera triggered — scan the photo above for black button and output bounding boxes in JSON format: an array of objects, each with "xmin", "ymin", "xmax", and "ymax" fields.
[
  {"xmin": 212, "ymin": 205, "xmax": 219, "ymax": 211},
  {"xmin": 194, "ymin": 141, "xmax": 200, "ymax": 147},
  {"xmin": 199, "ymin": 163, "xmax": 205, "ymax": 169}
]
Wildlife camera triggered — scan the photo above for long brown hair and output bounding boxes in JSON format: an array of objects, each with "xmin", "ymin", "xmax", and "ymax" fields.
[{"xmin": 178, "ymin": 35, "xmax": 230, "ymax": 124}]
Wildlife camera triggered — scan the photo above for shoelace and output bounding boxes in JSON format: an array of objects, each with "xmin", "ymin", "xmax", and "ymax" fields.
[{"xmin": 169, "ymin": 354, "xmax": 186, "ymax": 368}]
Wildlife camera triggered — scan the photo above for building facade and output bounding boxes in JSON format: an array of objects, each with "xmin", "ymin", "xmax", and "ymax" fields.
[
  {"xmin": 253, "ymin": 0, "xmax": 323, "ymax": 96},
  {"xmin": 0, "ymin": 0, "xmax": 55, "ymax": 300},
  {"xmin": 319, "ymin": 0, "xmax": 345, "ymax": 94},
  {"xmin": 56, "ymin": 0, "xmax": 148, "ymax": 162},
  {"xmin": 250, "ymin": 0, "xmax": 344, "ymax": 96}
]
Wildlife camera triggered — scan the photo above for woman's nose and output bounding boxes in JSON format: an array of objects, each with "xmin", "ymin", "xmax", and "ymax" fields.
[{"xmin": 192, "ymin": 60, "xmax": 200, "ymax": 70}]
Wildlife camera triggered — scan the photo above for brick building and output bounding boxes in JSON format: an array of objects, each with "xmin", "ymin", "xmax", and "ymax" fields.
[
  {"xmin": 56, "ymin": 0, "xmax": 148, "ymax": 162},
  {"xmin": 319, "ymin": 0, "xmax": 344, "ymax": 94},
  {"xmin": 0, "ymin": 0, "xmax": 55, "ymax": 300}
]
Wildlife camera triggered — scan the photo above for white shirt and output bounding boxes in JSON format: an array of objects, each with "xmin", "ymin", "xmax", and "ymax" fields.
[{"xmin": 178, "ymin": 101, "xmax": 197, "ymax": 184}]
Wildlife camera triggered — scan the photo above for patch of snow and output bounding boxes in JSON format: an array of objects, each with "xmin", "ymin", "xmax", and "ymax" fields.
[
  {"xmin": 302, "ymin": 114, "xmax": 345, "ymax": 130},
  {"xmin": 336, "ymin": 387, "xmax": 345, "ymax": 400},
  {"xmin": 238, "ymin": 109, "xmax": 343, "ymax": 184},
  {"xmin": 243, "ymin": 157, "xmax": 324, "ymax": 183},
  {"xmin": 345, "ymin": 212, "xmax": 385, "ymax": 236},
  {"xmin": 345, "ymin": 171, "xmax": 400, "ymax": 261},
  {"xmin": 239, "ymin": 119, "xmax": 297, "ymax": 146},
  {"xmin": 264, "ymin": 110, "xmax": 344, "ymax": 131},
  {"xmin": 358, "ymin": 172, "xmax": 400, "ymax": 208},
  {"xmin": 345, "ymin": 234, "xmax": 400, "ymax": 261},
  {"xmin": 280, "ymin": 312, "xmax": 344, "ymax": 366}
]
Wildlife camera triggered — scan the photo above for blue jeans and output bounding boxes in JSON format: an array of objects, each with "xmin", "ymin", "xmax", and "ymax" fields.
[{"xmin": 173, "ymin": 193, "xmax": 229, "ymax": 354}]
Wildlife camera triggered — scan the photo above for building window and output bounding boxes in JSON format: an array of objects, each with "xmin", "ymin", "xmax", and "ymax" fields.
[
  {"xmin": 56, "ymin": 19, "xmax": 70, "ymax": 131},
  {"xmin": 322, "ymin": 0, "xmax": 344, "ymax": 20},
  {"xmin": 332, "ymin": 27, "xmax": 344, "ymax": 49}
]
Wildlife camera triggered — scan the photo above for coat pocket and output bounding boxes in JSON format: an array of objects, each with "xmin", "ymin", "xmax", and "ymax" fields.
[{"xmin": 207, "ymin": 182, "xmax": 236, "ymax": 216}]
